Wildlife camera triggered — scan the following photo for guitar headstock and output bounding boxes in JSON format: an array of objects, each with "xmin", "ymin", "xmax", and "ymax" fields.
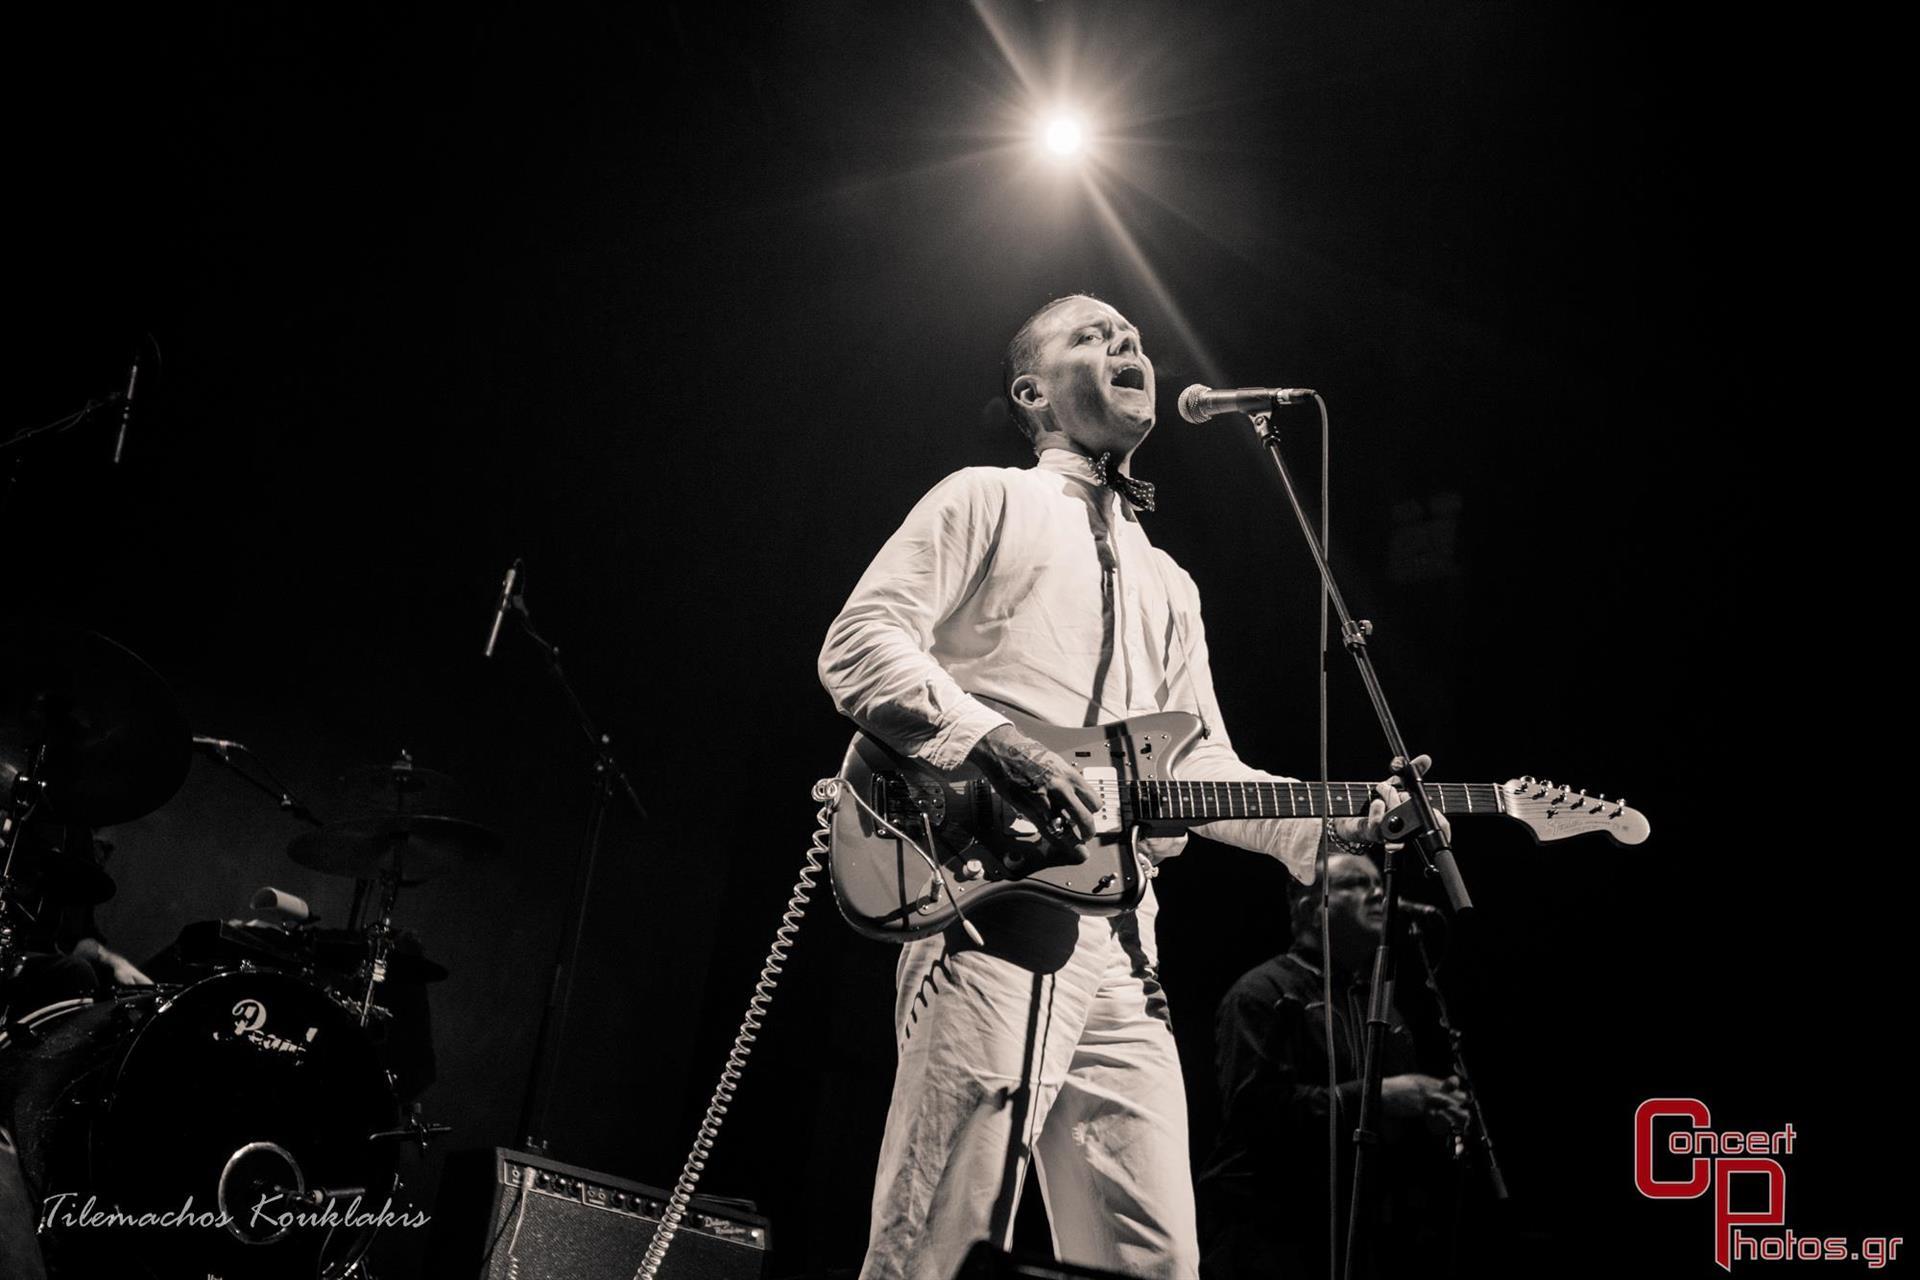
[{"xmin": 1501, "ymin": 777, "xmax": 1650, "ymax": 845}]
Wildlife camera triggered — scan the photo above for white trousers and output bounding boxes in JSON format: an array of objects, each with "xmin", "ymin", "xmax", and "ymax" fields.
[{"xmin": 860, "ymin": 887, "xmax": 1200, "ymax": 1280}]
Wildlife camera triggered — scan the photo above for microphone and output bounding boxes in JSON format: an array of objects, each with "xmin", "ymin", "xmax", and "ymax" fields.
[
  {"xmin": 1177, "ymin": 383, "xmax": 1317, "ymax": 423},
  {"xmin": 1398, "ymin": 900, "xmax": 1445, "ymax": 922},
  {"xmin": 484, "ymin": 559, "xmax": 523, "ymax": 658},
  {"xmin": 112, "ymin": 343, "xmax": 142, "ymax": 464}
]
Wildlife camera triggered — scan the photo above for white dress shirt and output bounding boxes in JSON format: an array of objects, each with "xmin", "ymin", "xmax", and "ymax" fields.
[{"xmin": 819, "ymin": 447, "xmax": 1320, "ymax": 882}]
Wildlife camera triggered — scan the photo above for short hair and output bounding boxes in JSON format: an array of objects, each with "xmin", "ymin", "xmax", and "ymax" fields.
[
  {"xmin": 1002, "ymin": 293, "xmax": 1097, "ymax": 444},
  {"xmin": 1287, "ymin": 850, "xmax": 1376, "ymax": 934}
]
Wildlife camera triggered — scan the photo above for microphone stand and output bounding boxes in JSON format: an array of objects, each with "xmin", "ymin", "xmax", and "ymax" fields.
[
  {"xmin": 191, "ymin": 739, "xmax": 325, "ymax": 828},
  {"xmin": 499, "ymin": 582, "xmax": 649, "ymax": 1154},
  {"xmin": 1402, "ymin": 917, "xmax": 1505, "ymax": 1280},
  {"xmin": 1244, "ymin": 405, "xmax": 1475, "ymax": 1280},
  {"xmin": 1406, "ymin": 916, "xmax": 1507, "ymax": 1191}
]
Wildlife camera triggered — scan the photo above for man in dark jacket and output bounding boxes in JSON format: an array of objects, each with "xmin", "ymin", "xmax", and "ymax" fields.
[{"xmin": 1197, "ymin": 851, "xmax": 1467, "ymax": 1278}]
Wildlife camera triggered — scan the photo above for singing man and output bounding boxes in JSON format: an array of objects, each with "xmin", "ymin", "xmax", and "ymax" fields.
[{"xmin": 819, "ymin": 294, "xmax": 1417, "ymax": 1279}]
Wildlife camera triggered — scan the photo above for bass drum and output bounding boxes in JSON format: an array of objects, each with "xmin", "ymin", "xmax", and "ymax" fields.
[{"xmin": 0, "ymin": 970, "xmax": 401, "ymax": 1279}]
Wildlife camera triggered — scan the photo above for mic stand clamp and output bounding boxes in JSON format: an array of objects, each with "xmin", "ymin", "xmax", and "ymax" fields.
[
  {"xmin": 1245, "ymin": 407, "xmax": 1477, "ymax": 1280},
  {"xmin": 501, "ymin": 592, "xmax": 649, "ymax": 1155}
]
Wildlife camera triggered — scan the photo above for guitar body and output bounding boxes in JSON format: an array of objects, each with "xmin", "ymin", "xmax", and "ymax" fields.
[{"xmin": 828, "ymin": 710, "xmax": 1208, "ymax": 942}]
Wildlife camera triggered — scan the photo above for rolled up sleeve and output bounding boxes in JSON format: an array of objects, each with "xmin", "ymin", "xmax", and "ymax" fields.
[{"xmin": 818, "ymin": 469, "xmax": 1013, "ymax": 771}]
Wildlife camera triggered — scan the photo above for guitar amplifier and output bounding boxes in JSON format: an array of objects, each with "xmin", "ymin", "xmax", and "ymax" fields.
[{"xmin": 426, "ymin": 1148, "xmax": 770, "ymax": 1280}]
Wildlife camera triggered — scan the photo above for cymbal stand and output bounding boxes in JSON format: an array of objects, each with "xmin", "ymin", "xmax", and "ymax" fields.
[
  {"xmin": 0, "ymin": 747, "xmax": 47, "ymax": 985},
  {"xmin": 349, "ymin": 750, "xmax": 422, "ymax": 935},
  {"xmin": 495, "ymin": 577, "xmax": 648, "ymax": 1154},
  {"xmin": 354, "ymin": 846, "xmax": 406, "ymax": 1029}
]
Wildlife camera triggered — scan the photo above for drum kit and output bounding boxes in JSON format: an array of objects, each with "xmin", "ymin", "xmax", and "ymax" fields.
[{"xmin": 1, "ymin": 616, "xmax": 501, "ymax": 1279}]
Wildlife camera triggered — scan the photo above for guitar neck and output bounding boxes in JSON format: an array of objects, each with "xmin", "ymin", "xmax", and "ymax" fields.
[{"xmin": 1129, "ymin": 779, "xmax": 1501, "ymax": 823}]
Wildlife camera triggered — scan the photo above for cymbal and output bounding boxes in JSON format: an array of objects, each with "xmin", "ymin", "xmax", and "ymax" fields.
[
  {"xmin": 338, "ymin": 759, "xmax": 457, "ymax": 802},
  {"xmin": 0, "ymin": 619, "xmax": 190, "ymax": 826},
  {"xmin": 288, "ymin": 813, "xmax": 502, "ymax": 881}
]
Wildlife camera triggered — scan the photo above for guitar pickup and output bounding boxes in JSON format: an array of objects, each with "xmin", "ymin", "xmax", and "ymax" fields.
[{"xmin": 1083, "ymin": 767, "xmax": 1123, "ymax": 835}]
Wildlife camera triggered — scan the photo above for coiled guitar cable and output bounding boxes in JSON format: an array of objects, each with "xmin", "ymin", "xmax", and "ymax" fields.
[
  {"xmin": 632, "ymin": 767, "xmax": 989, "ymax": 1279},
  {"xmin": 630, "ymin": 776, "xmax": 842, "ymax": 1280}
]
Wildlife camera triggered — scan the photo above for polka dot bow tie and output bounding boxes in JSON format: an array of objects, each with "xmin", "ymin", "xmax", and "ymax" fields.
[{"xmin": 1091, "ymin": 452, "xmax": 1157, "ymax": 514}]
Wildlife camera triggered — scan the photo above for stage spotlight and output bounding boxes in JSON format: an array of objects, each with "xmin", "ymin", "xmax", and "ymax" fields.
[{"xmin": 1042, "ymin": 114, "xmax": 1085, "ymax": 158}]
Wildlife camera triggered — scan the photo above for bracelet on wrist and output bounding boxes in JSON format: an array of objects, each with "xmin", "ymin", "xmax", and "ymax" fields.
[{"xmin": 1327, "ymin": 826, "xmax": 1382, "ymax": 856}]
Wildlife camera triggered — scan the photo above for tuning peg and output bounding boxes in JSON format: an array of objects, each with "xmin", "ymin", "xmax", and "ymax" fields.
[{"xmin": 1610, "ymin": 799, "xmax": 1626, "ymax": 817}]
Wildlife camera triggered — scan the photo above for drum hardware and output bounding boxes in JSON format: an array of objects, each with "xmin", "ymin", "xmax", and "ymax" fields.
[
  {"xmin": 288, "ymin": 809, "xmax": 495, "ymax": 1024},
  {"xmin": 285, "ymin": 773, "xmax": 495, "ymax": 1026},
  {"xmin": 217, "ymin": 1140, "xmax": 307, "ymax": 1245},
  {"xmin": 270, "ymin": 1183, "xmax": 372, "ymax": 1208},
  {"xmin": 0, "ymin": 629, "xmax": 472, "ymax": 1275},
  {"xmin": 2, "ymin": 971, "xmax": 404, "ymax": 1278},
  {"xmin": 338, "ymin": 750, "xmax": 456, "ymax": 935},
  {"xmin": 0, "ymin": 619, "xmax": 191, "ymax": 829},
  {"xmin": 1, "ymin": 751, "xmax": 48, "ymax": 983},
  {"xmin": 357, "ymin": 865, "xmax": 403, "ymax": 1027},
  {"xmin": 288, "ymin": 813, "xmax": 503, "ymax": 883},
  {"xmin": 369, "ymin": 1113, "xmax": 454, "ymax": 1151},
  {"xmin": 339, "ymin": 750, "xmax": 456, "ymax": 804},
  {"xmin": 2, "ymin": 619, "xmax": 189, "ymax": 984}
]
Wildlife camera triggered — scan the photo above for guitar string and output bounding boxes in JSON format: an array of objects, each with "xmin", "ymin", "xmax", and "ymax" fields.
[{"xmin": 1063, "ymin": 778, "xmax": 1506, "ymax": 819}]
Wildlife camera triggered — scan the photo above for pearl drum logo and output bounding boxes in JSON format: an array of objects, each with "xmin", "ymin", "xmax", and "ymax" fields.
[
  {"xmin": 224, "ymin": 998, "xmax": 316, "ymax": 1056},
  {"xmin": 230, "ymin": 999, "xmax": 267, "ymax": 1035},
  {"xmin": 1634, "ymin": 1099, "xmax": 1902, "ymax": 1270}
]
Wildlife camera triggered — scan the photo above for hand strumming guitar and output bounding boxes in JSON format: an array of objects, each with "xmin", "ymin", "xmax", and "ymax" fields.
[{"xmin": 967, "ymin": 724, "xmax": 1103, "ymax": 844}]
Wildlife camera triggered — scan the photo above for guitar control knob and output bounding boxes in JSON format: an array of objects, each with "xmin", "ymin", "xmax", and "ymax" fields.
[{"xmin": 957, "ymin": 859, "xmax": 984, "ymax": 881}]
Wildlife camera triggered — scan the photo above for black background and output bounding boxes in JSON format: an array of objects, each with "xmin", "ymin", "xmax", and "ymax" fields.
[{"xmin": 10, "ymin": 3, "xmax": 1902, "ymax": 1277}]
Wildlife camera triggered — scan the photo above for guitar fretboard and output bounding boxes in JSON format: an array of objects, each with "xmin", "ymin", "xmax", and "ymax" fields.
[{"xmin": 1126, "ymin": 779, "xmax": 1501, "ymax": 822}]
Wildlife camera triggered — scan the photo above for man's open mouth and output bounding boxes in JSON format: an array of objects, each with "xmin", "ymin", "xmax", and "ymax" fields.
[{"xmin": 1110, "ymin": 365, "xmax": 1146, "ymax": 391}]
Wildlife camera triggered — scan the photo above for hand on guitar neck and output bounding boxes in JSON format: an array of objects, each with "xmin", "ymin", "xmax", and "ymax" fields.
[{"xmin": 1355, "ymin": 753, "xmax": 1452, "ymax": 851}]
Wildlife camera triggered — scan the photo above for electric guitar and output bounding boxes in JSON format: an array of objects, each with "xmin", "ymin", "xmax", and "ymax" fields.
[{"xmin": 827, "ymin": 708, "xmax": 1649, "ymax": 942}]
